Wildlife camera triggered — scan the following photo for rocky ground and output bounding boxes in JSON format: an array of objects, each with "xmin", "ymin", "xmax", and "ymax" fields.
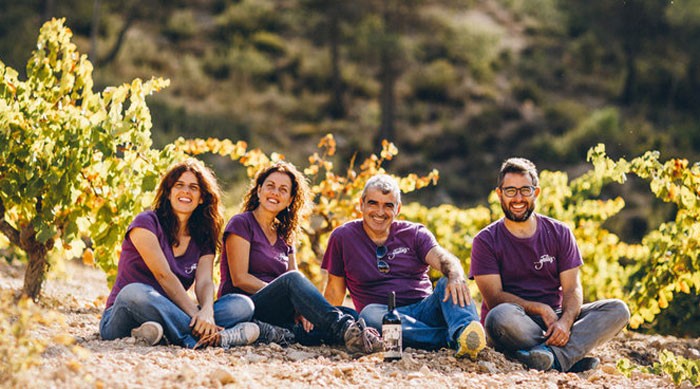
[{"xmin": 1, "ymin": 260, "xmax": 697, "ymax": 388}]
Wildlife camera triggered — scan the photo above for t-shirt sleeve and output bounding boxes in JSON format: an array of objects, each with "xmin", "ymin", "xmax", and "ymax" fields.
[
  {"xmin": 200, "ymin": 243, "xmax": 215, "ymax": 257},
  {"xmin": 557, "ymin": 225, "xmax": 583, "ymax": 271},
  {"xmin": 226, "ymin": 214, "xmax": 254, "ymax": 242},
  {"xmin": 414, "ymin": 224, "xmax": 439, "ymax": 262},
  {"xmin": 468, "ymin": 231, "xmax": 500, "ymax": 278},
  {"xmin": 127, "ymin": 211, "xmax": 159, "ymax": 238},
  {"xmin": 321, "ymin": 230, "xmax": 345, "ymax": 277}
]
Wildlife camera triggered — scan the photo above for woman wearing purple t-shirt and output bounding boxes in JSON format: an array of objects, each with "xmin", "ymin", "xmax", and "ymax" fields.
[
  {"xmin": 218, "ymin": 161, "xmax": 383, "ymax": 354},
  {"xmin": 100, "ymin": 159, "xmax": 259, "ymax": 349}
]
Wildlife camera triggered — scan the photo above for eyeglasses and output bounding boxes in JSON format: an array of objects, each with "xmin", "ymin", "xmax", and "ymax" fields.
[
  {"xmin": 500, "ymin": 185, "xmax": 536, "ymax": 198},
  {"xmin": 376, "ymin": 245, "xmax": 389, "ymax": 274}
]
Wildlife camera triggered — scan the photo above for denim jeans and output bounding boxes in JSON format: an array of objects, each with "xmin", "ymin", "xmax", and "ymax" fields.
[
  {"xmin": 484, "ymin": 299, "xmax": 630, "ymax": 372},
  {"xmin": 359, "ymin": 277, "xmax": 481, "ymax": 350},
  {"xmin": 250, "ymin": 271, "xmax": 357, "ymax": 345},
  {"xmin": 100, "ymin": 283, "xmax": 255, "ymax": 348}
]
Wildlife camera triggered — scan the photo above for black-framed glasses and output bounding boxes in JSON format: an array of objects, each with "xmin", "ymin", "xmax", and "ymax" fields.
[
  {"xmin": 376, "ymin": 245, "xmax": 389, "ymax": 274},
  {"xmin": 500, "ymin": 185, "xmax": 536, "ymax": 198}
]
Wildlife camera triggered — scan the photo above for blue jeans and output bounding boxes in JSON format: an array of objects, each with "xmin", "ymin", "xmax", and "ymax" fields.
[
  {"xmin": 359, "ymin": 277, "xmax": 480, "ymax": 350},
  {"xmin": 250, "ymin": 271, "xmax": 357, "ymax": 345},
  {"xmin": 484, "ymin": 299, "xmax": 630, "ymax": 372},
  {"xmin": 100, "ymin": 283, "xmax": 255, "ymax": 348}
]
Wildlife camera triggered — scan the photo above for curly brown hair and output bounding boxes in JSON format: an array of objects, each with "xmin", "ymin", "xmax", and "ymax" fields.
[
  {"xmin": 153, "ymin": 158, "xmax": 225, "ymax": 254},
  {"xmin": 242, "ymin": 161, "xmax": 312, "ymax": 244}
]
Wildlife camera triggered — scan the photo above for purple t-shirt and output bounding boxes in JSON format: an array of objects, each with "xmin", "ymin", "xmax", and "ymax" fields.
[
  {"xmin": 105, "ymin": 211, "xmax": 213, "ymax": 308},
  {"xmin": 469, "ymin": 214, "xmax": 583, "ymax": 321},
  {"xmin": 218, "ymin": 211, "xmax": 294, "ymax": 297},
  {"xmin": 321, "ymin": 219, "xmax": 438, "ymax": 312}
]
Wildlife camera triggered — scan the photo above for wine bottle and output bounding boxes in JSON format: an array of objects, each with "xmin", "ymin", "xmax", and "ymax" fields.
[{"xmin": 382, "ymin": 291, "xmax": 402, "ymax": 361}]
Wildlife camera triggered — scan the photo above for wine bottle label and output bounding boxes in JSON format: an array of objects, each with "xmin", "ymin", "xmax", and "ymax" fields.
[{"xmin": 382, "ymin": 323, "xmax": 402, "ymax": 359}]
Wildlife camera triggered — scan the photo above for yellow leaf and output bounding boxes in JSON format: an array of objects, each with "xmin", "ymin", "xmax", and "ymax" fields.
[
  {"xmin": 82, "ymin": 248, "xmax": 94, "ymax": 266},
  {"xmin": 658, "ymin": 294, "xmax": 668, "ymax": 309},
  {"xmin": 66, "ymin": 359, "xmax": 82, "ymax": 372},
  {"xmin": 53, "ymin": 333, "xmax": 76, "ymax": 345},
  {"xmin": 629, "ymin": 314, "xmax": 643, "ymax": 329},
  {"xmin": 71, "ymin": 345, "xmax": 92, "ymax": 360}
]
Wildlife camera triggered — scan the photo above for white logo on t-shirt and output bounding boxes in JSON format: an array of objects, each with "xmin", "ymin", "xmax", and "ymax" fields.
[
  {"xmin": 185, "ymin": 263, "xmax": 198, "ymax": 274},
  {"xmin": 534, "ymin": 254, "xmax": 555, "ymax": 270},
  {"xmin": 388, "ymin": 247, "xmax": 409, "ymax": 260}
]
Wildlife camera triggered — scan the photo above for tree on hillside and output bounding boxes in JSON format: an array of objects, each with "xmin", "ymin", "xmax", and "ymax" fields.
[
  {"xmin": 91, "ymin": 0, "xmax": 175, "ymax": 66},
  {"xmin": 0, "ymin": 19, "xmax": 174, "ymax": 299},
  {"xmin": 300, "ymin": 0, "xmax": 364, "ymax": 119},
  {"xmin": 561, "ymin": 0, "xmax": 671, "ymax": 104},
  {"xmin": 346, "ymin": 0, "xmax": 423, "ymax": 150},
  {"xmin": 665, "ymin": 1, "xmax": 700, "ymax": 111}
]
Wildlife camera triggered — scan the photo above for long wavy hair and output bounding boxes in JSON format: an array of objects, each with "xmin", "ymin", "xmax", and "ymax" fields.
[
  {"xmin": 242, "ymin": 161, "xmax": 311, "ymax": 244},
  {"xmin": 152, "ymin": 158, "xmax": 225, "ymax": 254}
]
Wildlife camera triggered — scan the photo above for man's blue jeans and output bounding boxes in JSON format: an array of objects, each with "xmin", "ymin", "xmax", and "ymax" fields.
[
  {"xmin": 484, "ymin": 299, "xmax": 630, "ymax": 372},
  {"xmin": 100, "ymin": 283, "xmax": 255, "ymax": 348},
  {"xmin": 359, "ymin": 277, "xmax": 480, "ymax": 350},
  {"xmin": 250, "ymin": 271, "xmax": 357, "ymax": 345}
]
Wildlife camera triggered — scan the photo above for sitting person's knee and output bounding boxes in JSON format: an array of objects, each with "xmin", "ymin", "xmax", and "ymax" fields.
[
  {"xmin": 281, "ymin": 270, "xmax": 304, "ymax": 280},
  {"xmin": 608, "ymin": 299, "xmax": 630, "ymax": 325},
  {"xmin": 359, "ymin": 304, "xmax": 385, "ymax": 328},
  {"xmin": 118, "ymin": 283, "xmax": 153, "ymax": 305},
  {"xmin": 484, "ymin": 303, "xmax": 522, "ymax": 333}
]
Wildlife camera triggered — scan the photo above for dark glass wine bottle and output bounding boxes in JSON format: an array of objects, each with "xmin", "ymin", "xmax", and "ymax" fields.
[{"xmin": 382, "ymin": 291, "xmax": 402, "ymax": 361}]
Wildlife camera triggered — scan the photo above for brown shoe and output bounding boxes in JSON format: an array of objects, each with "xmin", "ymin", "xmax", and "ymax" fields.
[{"xmin": 343, "ymin": 318, "xmax": 384, "ymax": 354}]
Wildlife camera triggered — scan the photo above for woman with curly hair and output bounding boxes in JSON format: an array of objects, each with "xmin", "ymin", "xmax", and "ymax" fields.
[
  {"xmin": 218, "ymin": 161, "xmax": 383, "ymax": 354},
  {"xmin": 100, "ymin": 159, "xmax": 259, "ymax": 349}
]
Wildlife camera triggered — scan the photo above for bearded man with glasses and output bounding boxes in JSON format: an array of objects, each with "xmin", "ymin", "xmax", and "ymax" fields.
[
  {"xmin": 321, "ymin": 174, "xmax": 485, "ymax": 360},
  {"xmin": 469, "ymin": 157, "xmax": 630, "ymax": 373}
]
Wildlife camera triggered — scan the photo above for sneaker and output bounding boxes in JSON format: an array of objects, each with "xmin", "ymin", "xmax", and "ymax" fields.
[
  {"xmin": 454, "ymin": 320, "xmax": 486, "ymax": 360},
  {"xmin": 343, "ymin": 318, "xmax": 384, "ymax": 354},
  {"xmin": 515, "ymin": 344, "xmax": 555, "ymax": 371},
  {"xmin": 219, "ymin": 322, "xmax": 260, "ymax": 349},
  {"xmin": 131, "ymin": 321, "xmax": 163, "ymax": 346},
  {"xmin": 254, "ymin": 320, "xmax": 296, "ymax": 346},
  {"xmin": 568, "ymin": 357, "xmax": 600, "ymax": 373}
]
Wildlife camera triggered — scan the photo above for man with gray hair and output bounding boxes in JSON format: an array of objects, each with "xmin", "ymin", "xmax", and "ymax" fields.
[{"xmin": 321, "ymin": 174, "xmax": 486, "ymax": 359}]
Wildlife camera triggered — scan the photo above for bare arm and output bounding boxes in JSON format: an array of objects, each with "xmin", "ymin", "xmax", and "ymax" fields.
[
  {"xmin": 226, "ymin": 233, "xmax": 268, "ymax": 294},
  {"xmin": 425, "ymin": 245, "xmax": 471, "ymax": 306},
  {"xmin": 474, "ymin": 273, "xmax": 558, "ymax": 323},
  {"xmin": 287, "ymin": 252, "xmax": 298, "ymax": 272},
  {"xmin": 323, "ymin": 274, "xmax": 347, "ymax": 307},
  {"xmin": 130, "ymin": 227, "xmax": 199, "ymax": 317},
  {"xmin": 544, "ymin": 267, "xmax": 582, "ymax": 347},
  {"xmin": 191, "ymin": 254, "xmax": 221, "ymax": 344},
  {"xmin": 194, "ymin": 254, "xmax": 216, "ymax": 312}
]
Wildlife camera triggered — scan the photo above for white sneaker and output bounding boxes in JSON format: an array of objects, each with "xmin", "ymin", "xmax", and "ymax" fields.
[{"xmin": 131, "ymin": 321, "xmax": 163, "ymax": 346}]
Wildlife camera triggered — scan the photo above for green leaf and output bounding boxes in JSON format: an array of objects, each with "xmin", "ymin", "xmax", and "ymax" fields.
[{"xmin": 36, "ymin": 224, "xmax": 56, "ymax": 244}]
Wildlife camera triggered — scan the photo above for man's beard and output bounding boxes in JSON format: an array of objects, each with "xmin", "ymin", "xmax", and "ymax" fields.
[{"xmin": 501, "ymin": 202, "xmax": 535, "ymax": 222}]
